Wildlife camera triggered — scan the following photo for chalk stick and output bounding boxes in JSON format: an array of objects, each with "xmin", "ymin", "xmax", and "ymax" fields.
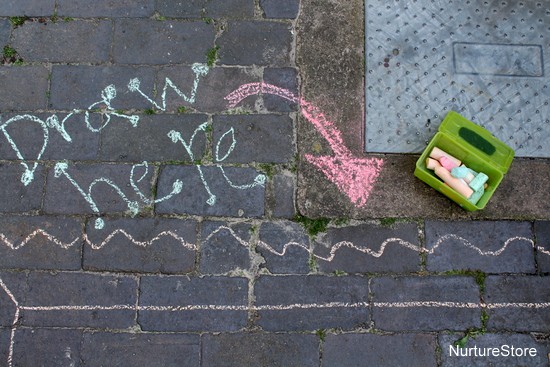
[
  {"xmin": 434, "ymin": 166, "xmax": 474, "ymax": 198},
  {"xmin": 439, "ymin": 156, "xmax": 459, "ymax": 171},
  {"xmin": 425, "ymin": 158, "xmax": 441, "ymax": 170},
  {"xmin": 430, "ymin": 147, "xmax": 461, "ymax": 167},
  {"xmin": 467, "ymin": 188, "xmax": 484, "ymax": 205},
  {"xmin": 451, "ymin": 166, "xmax": 475, "ymax": 183},
  {"xmin": 469, "ymin": 172, "xmax": 489, "ymax": 192}
]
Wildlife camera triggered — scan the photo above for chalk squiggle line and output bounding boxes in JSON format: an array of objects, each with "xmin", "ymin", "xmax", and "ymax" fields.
[{"xmin": 1, "ymin": 226, "xmax": 549, "ymax": 260}]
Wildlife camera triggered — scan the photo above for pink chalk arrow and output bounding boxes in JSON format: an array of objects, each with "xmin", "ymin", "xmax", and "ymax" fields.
[{"xmin": 225, "ymin": 83, "xmax": 384, "ymax": 207}]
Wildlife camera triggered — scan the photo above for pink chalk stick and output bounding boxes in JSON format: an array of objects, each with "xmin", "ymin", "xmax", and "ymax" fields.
[
  {"xmin": 439, "ymin": 156, "xmax": 458, "ymax": 171},
  {"xmin": 430, "ymin": 147, "xmax": 461, "ymax": 167}
]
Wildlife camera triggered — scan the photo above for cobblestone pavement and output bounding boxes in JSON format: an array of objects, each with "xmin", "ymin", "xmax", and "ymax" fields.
[{"xmin": 0, "ymin": 1, "xmax": 549, "ymax": 366}]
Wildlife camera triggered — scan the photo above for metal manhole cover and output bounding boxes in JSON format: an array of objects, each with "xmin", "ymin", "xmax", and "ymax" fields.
[{"xmin": 365, "ymin": 0, "xmax": 550, "ymax": 157}]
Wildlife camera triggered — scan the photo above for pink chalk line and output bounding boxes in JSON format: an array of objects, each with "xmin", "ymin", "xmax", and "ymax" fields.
[{"xmin": 225, "ymin": 83, "xmax": 384, "ymax": 207}]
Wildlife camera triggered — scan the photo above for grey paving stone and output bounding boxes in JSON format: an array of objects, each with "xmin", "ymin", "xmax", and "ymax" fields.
[
  {"xmin": 218, "ymin": 21, "xmax": 293, "ymax": 66},
  {"xmin": 263, "ymin": 67, "xmax": 299, "ymax": 112},
  {"xmin": 323, "ymin": 333, "xmax": 437, "ymax": 367},
  {"xmin": 0, "ymin": 162, "xmax": 45, "ymax": 213},
  {"xmin": 485, "ymin": 276, "xmax": 550, "ymax": 332},
  {"xmin": 0, "ymin": 328, "xmax": 10, "ymax": 366},
  {"xmin": 371, "ymin": 276, "xmax": 481, "ymax": 331},
  {"xmin": 258, "ymin": 221, "xmax": 309, "ymax": 274},
  {"xmin": 535, "ymin": 221, "xmax": 550, "ymax": 273},
  {"xmin": 22, "ymin": 272, "xmax": 138, "ymax": 328},
  {"xmin": 0, "ymin": 19, "xmax": 10, "ymax": 45},
  {"xmin": 12, "ymin": 328, "xmax": 82, "ymax": 367},
  {"xmin": 202, "ymin": 333, "xmax": 319, "ymax": 367},
  {"xmin": 0, "ymin": 0, "xmax": 55, "ymax": 16},
  {"xmin": 57, "ymin": 0, "xmax": 154, "ymax": 17},
  {"xmin": 313, "ymin": 222, "xmax": 421, "ymax": 273},
  {"xmin": 212, "ymin": 114, "xmax": 294, "ymax": 164},
  {"xmin": 0, "ymin": 216, "xmax": 83, "ymax": 270},
  {"xmin": 113, "ymin": 20, "xmax": 215, "ymax": 65},
  {"xmin": 192, "ymin": 67, "xmax": 261, "ymax": 113},
  {"xmin": 84, "ymin": 218, "xmax": 197, "ymax": 274},
  {"xmin": 0, "ymin": 66, "xmax": 49, "ymax": 111},
  {"xmin": 269, "ymin": 174, "xmax": 296, "ymax": 218},
  {"xmin": 43, "ymin": 163, "xmax": 152, "ymax": 216},
  {"xmin": 156, "ymin": 165, "xmax": 265, "ymax": 217},
  {"xmin": 138, "ymin": 276, "xmax": 248, "ymax": 332},
  {"xmin": 50, "ymin": 65, "xmax": 156, "ymax": 110},
  {"xmin": 0, "ymin": 271, "xmax": 27, "ymax": 327},
  {"xmin": 156, "ymin": 0, "xmax": 254, "ymax": 19},
  {"xmin": 439, "ymin": 333, "xmax": 550, "ymax": 367},
  {"xmin": 0, "ymin": 112, "xmax": 100, "ymax": 161},
  {"xmin": 425, "ymin": 221, "xmax": 535, "ymax": 273},
  {"xmin": 81, "ymin": 332, "xmax": 200, "ymax": 366},
  {"xmin": 254, "ymin": 275, "xmax": 369, "ymax": 331},
  {"xmin": 199, "ymin": 221, "xmax": 252, "ymax": 275},
  {"xmin": 260, "ymin": 0, "xmax": 300, "ymax": 19},
  {"xmin": 99, "ymin": 114, "xmax": 208, "ymax": 162},
  {"xmin": 12, "ymin": 20, "xmax": 112, "ymax": 63}
]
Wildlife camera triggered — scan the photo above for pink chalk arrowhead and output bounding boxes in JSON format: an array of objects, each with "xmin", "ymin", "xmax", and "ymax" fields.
[
  {"xmin": 225, "ymin": 83, "xmax": 385, "ymax": 207},
  {"xmin": 305, "ymin": 154, "xmax": 384, "ymax": 207}
]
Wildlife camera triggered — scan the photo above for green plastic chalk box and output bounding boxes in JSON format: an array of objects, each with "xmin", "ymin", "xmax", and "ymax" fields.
[{"xmin": 414, "ymin": 111, "xmax": 515, "ymax": 211}]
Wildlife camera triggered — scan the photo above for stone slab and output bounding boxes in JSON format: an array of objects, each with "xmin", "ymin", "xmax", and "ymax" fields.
[
  {"xmin": 212, "ymin": 114, "xmax": 294, "ymax": 164},
  {"xmin": 113, "ymin": 20, "xmax": 215, "ymax": 65},
  {"xmin": 43, "ymin": 163, "xmax": 153, "ymax": 215},
  {"xmin": 12, "ymin": 328, "xmax": 83, "ymax": 367},
  {"xmin": 218, "ymin": 21, "xmax": 292, "ymax": 66},
  {"xmin": 12, "ymin": 20, "xmax": 112, "ymax": 63},
  {"xmin": 84, "ymin": 218, "xmax": 197, "ymax": 274},
  {"xmin": 268, "ymin": 174, "xmax": 296, "ymax": 218},
  {"xmin": 50, "ymin": 65, "xmax": 156, "ymax": 110},
  {"xmin": 0, "ymin": 0, "xmax": 55, "ymax": 16},
  {"xmin": 156, "ymin": 165, "xmax": 265, "ymax": 217},
  {"xmin": 99, "ymin": 114, "xmax": 208, "ymax": 163},
  {"xmin": 0, "ymin": 271, "xmax": 27, "ymax": 327},
  {"xmin": 485, "ymin": 275, "xmax": 550, "ymax": 332},
  {"xmin": 0, "ymin": 112, "xmax": 100, "ymax": 161},
  {"xmin": 81, "ymin": 332, "xmax": 200, "ymax": 366},
  {"xmin": 425, "ymin": 221, "xmax": 535, "ymax": 273},
  {"xmin": 0, "ymin": 19, "xmax": 11, "ymax": 45},
  {"xmin": 323, "ymin": 333, "xmax": 437, "ymax": 367},
  {"xmin": 263, "ymin": 67, "xmax": 299, "ymax": 112},
  {"xmin": 156, "ymin": 0, "xmax": 254, "ymax": 19},
  {"xmin": 0, "ymin": 216, "xmax": 83, "ymax": 270},
  {"xmin": 22, "ymin": 272, "xmax": 138, "ymax": 328},
  {"xmin": 258, "ymin": 221, "xmax": 310, "ymax": 274},
  {"xmin": 0, "ymin": 66, "xmax": 49, "ymax": 111},
  {"xmin": 254, "ymin": 275, "xmax": 369, "ymax": 331},
  {"xmin": 199, "ymin": 221, "xmax": 252, "ymax": 275},
  {"xmin": 138, "ymin": 276, "xmax": 248, "ymax": 332},
  {"xmin": 535, "ymin": 221, "xmax": 550, "ymax": 273},
  {"xmin": 371, "ymin": 276, "xmax": 481, "ymax": 331},
  {"xmin": 260, "ymin": 0, "xmax": 300, "ymax": 19},
  {"xmin": 202, "ymin": 333, "xmax": 319, "ymax": 367},
  {"xmin": 0, "ymin": 162, "xmax": 45, "ymax": 213},
  {"xmin": 57, "ymin": 0, "xmax": 154, "ymax": 17}
]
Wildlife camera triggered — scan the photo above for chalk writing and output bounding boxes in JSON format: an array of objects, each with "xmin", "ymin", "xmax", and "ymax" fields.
[
  {"xmin": 0, "ymin": 63, "xmax": 271, "ymax": 226},
  {"xmin": 225, "ymin": 83, "xmax": 385, "ymax": 207}
]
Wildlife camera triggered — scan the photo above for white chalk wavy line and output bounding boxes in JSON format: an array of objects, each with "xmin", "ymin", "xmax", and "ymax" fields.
[{"xmin": 1, "ymin": 226, "xmax": 549, "ymax": 260}]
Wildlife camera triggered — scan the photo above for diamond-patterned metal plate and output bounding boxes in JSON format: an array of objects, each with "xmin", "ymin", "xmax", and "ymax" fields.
[{"xmin": 365, "ymin": 0, "xmax": 550, "ymax": 157}]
